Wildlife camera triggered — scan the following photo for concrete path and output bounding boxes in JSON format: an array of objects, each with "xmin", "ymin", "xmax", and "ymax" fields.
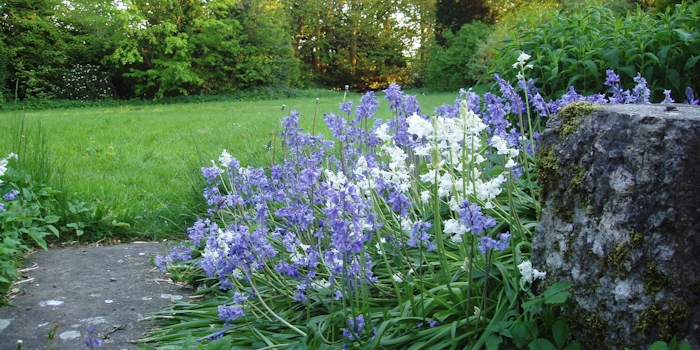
[{"xmin": 0, "ymin": 242, "xmax": 191, "ymax": 350}]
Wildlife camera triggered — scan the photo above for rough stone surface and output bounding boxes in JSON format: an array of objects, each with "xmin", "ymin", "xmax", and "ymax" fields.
[
  {"xmin": 533, "ymin": 103, "xmax": 700, "ymax": 350},
  {"xmin": 0, "ymin": 242, "xmax": 192, "ymax": 349}
]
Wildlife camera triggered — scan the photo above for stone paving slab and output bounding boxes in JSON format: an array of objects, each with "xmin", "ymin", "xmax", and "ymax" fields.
[{"xmin": 0, "ymin": 242, "xmax": 191, "ymax": 350}]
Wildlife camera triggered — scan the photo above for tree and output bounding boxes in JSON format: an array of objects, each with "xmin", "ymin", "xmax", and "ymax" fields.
[
  {"xmin": 0, "ymin": 37, "xmax": 7, "ymax": 103},
  {"xmin": 435, "ymin": 0, "xmax": 495, "ymax": 45},
  {"xmin": 0, "ymin": 0, "xmax": 72, "ymax": 100},
  {"xmin": 286, "ymin": 0, "xmax": 412, "ymax": 90},
  {"xmin": 107, "ymin": 0, "xmax": 299, "ymax": 98},
  {"xmin": 426, "ymin": 21, "xmax": 492, "ymax": 91}
]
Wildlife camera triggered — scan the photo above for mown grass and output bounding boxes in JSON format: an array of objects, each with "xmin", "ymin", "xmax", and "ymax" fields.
[{"xmin": 0, "ymin": 89, "xmax": 463, "ymax": 242}]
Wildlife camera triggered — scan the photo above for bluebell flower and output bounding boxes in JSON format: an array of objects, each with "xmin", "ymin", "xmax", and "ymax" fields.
[
  {"xmin": 342, "ymin": 314, "xmax": 366, "ymax": 341},
  {"xmin": 204, "ymin": 329, "xmax": 226, "ymax": 340},
  {"xmin": 630, "ymin": 73, "xmax": 651, "ymax": 104},
  {"xmin": 218, "ymin": 304, "xmax": 245, "ymax": 326},
  {"xmin": 201, "ymin": 166, "xmax": 222, "ymax": 184},
  {"xmin": 340, "ymin": 101, "xmax": 353, "ymax": 115},
  {"xmin": 458, "ymin": 200, "xmax": 496, "ymax": 236},
  {"xmin": 85, "ymin": 326, "xmax": 101, "ymax": 348},
  {"xmin": 403, "ymin": 95, "xmax": 421, "ymax": 116},
  {"xmin": 0, "ymin": 203, "xmax": 4, "ymax": 212},
  {"xmin": 493, "ymin": 73, "xmax": 524, "ymax": 115},
  {"xmin": 406, "ymin": 221, "xmax": 435, "ymax": 251},
  {"xmin": 478, "ymin": 232, "xmax": 510, "ymax": 255},
  {"xmin": 2, "ymin": 189, "xmax": 19, "ymax": 201},
  {"xmin": 434, "ymin": 103, "xmax": 459, "ymax": 119},
  {"xmin": 384, "ymin": 83, "xmax": 403, "ymax": 111},
  {"xmin": 482, "ymin": 92, "xmax": 510, "ymax": 138},
  {"xmin": 662, "ymin": 90, "xmax": 675, "ymax": 104},
  {"xmin": 356, "ymin": 91, "xmax": 379, "ymax": 123},
  {"xmin": 686, "ymin": 87, "xmax": 699, "ymax": 105}
]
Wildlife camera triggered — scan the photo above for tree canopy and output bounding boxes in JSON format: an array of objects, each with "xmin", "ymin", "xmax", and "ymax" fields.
[{"xmin": 0, "ymin": 0, "xmax": 647, "ymax": 101}]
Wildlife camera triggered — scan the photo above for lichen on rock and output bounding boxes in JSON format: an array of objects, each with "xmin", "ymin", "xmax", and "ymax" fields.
[{"xmin": 533, "ymin": 104, "xmax": 700, "ymax": 349}]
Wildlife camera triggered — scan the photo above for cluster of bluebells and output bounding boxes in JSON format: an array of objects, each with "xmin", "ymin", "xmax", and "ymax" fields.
[{"xmin": 156, "ymin": 52, "xmax": 691, "ymax": 343}]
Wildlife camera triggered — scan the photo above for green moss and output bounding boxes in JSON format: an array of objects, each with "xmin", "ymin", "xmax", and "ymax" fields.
[
  {"xmin": 572, "ymin": 309, "xmax": 609, "ymax": 349},
  {"xmin": 555, "ymin": 101, "xmax": 603, "ymax": 140},
  {"xmin": 603, "ymin": 229, "xmax": 644, "ymax": 279},
  {"xmin": 535, "ymin": 146, "xmax": 558, "ymax": 209},
  {"xmin": 636, "ymin": 300, "xmax": 690, "ymax": 341},
  {"xmin": 643, "ymin": 260, "xmax": 670, "ymax": 295}
]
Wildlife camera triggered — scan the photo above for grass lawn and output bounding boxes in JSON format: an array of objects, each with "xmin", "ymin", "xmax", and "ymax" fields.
[{"xmin": 0, "ymin": 89, "xmax": 463, "ymax": 241}]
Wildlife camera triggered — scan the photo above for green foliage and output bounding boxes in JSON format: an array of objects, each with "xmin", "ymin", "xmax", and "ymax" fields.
[
  {"xmin": 288, "ymin": 0, "xmax": 411, "ymax": 91},
  {"xmin": 0, "ymin": 0, "xmax": 73, "ymax": 100},
  {"xmin": 0, "ymin": 38, "xmax": 7, "ymax": 103},
  {"xmin": 107, "ymin": 0, "xmax": 300, "ymax": 99},
  {"xmin": 435, "ymin": 0, "xmax": 495, "ymax": 45},
  {"xmin": 484, "ymin": 283, "xmax": 580, "ymax": 350},
  {"xmin": 490, "ymin": 0, "xmax": 700, "ymax": 102},
  {"xmin": 0, "ymin": 164, "xmax": 61, "ymax": 299},
  {"xmin": 648, "ymin": 336, "xmax": 692, "ymax": 350},
  {"xmin": 426, "ymin": 21, "xmax": 492, "ymax": 92}
]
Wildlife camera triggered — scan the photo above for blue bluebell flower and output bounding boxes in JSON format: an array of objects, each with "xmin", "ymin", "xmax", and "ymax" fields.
[
  {"xmin": 458, "ymin": 200, "xmax": 496, "ymax": 236},
  {"xmin": 686, "ymin": 87, "xmax": 699, "ymax": 105},
  {"xmin": 2, "ymin": 190, "xmax": 19, "ymax": 201}
]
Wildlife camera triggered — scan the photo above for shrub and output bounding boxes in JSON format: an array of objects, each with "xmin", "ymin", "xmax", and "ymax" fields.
[
  {"xmin": 59, "ymin": 64, "xmax": 117, "ymax": 101},
  {"xmin": 0, "ymin": 154, "xmax": 60, "ymax": 301},
  {"xmin": 427, "ymin": 21, "xmax": 493, "ymax": 92},
  {"xmin": 490, "ymin": 0, "xmax": 700, "ymax": 102}
]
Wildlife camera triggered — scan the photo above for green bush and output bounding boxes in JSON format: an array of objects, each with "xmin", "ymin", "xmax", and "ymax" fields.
[
  {"xmin": 59, "ymin": 64, "xmax": 118, "ymax": 101},
  {"xmin": 426, "ymin": 21, "xmax": 492, "ymax": 92},
  {"xmin": 490, "ymin": 0, "xmax": 700, "ymax": 102},
  {"xmin": 0, "ymin": 157, "xmax": 60, "ymax": 300}
]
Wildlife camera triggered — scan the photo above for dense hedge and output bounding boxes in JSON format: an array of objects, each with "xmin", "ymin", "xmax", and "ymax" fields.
[
  {"xmin": 490, "ymin": 1, "xmax": 700, "ymax": 102},
  {"xmin": 426, "ymin": 21, "xmax": 493, "ymax": 92}
]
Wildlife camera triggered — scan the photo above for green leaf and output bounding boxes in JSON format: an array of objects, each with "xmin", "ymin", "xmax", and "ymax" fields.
[
  {"xmin": 47, "ymin": 224, "xmax": 59, "ymax": 236},
  {"xmin": 644, "ymin": 52, "xmax": 660, "ymax": 65},
  {"xmin": 511, "ymin": 321, "xmax": 539, "ymax": 348},
  {"xmin": 529, "ymin": 338, "xmax": 558, "ymax": 350},
  {"xmin": 135, "ymin": 345, "xmax": 159, "ymax": 350},
  {"xmin": 205, "ymin": 335, "xmax": 232, "ymax": 350},
  {"xmin": 684, "ymin": 55, "xmax": 700, "ymax": 71},
  {"xmin": 582, "ymin": 60, "xmax": 599, "ymax": 78},
  {"xmin": 666, "ymin": 69, "xmax": 681, "ymax": 90},
  {"xmin": 603, "ymin": 48, "xmax": 619, "ymax": 69},
  {"xmin": 677, "ymin": 343, "xmax": 692, "ymax": 350},
  {"xmin": 668, "ymin": 337, "xmax": 677, "ymax": 349},
  {"xmin": 619, "ymin": 65, "xmax": 637, "ymax": 79},
  {"xmin": 673, "ymin": 29, "xmax": 694, "ymax": 42},
  {"xmin": 44, "ymin": 215, "xmax": 60, "ymax": 224},
  {"xmin": 181, "ymin": 334, "xmax": 197, "ymax": 350},
  {"xmin": 543, "ymin": 283, "xmax": 572, "ymax": 305},
  {"xmin": 552, "ymin": 318, "xmax": 570, "ymax": 349},
  {"xmin": 649, "ymin": 341, "xmax": 669, "ymax": 350},
  {"xmin": 563, "ymin": 342, "xmax": 581, "ymax": 350},
  {"xmin": 566, "ymin": 75, "xmax": 582, "ymax": 88},
  {"xmin": 657, "ymin": 45, "xmax": 671, "ymax": 64},
  {"xmin": 111, "ymin": 220, "xmax": 130, "ymax": 227},
  {"xmin": 408, "ymin": 341, "xmax": 427, "ymax": 350},
  {"xmin": 485, "ymin": 335, "xmax": 503, "ymax": 350}
]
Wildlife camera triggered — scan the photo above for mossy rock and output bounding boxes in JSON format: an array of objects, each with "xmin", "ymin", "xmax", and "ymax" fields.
[{"xmin": 555, "ymin": 101, "xmax": 603, "ymax": 140}]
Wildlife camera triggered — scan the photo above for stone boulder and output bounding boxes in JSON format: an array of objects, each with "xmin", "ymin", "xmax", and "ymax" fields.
[{"xmin": 532, "ymin": 103, "xmax": 700, "ymax": 349}]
